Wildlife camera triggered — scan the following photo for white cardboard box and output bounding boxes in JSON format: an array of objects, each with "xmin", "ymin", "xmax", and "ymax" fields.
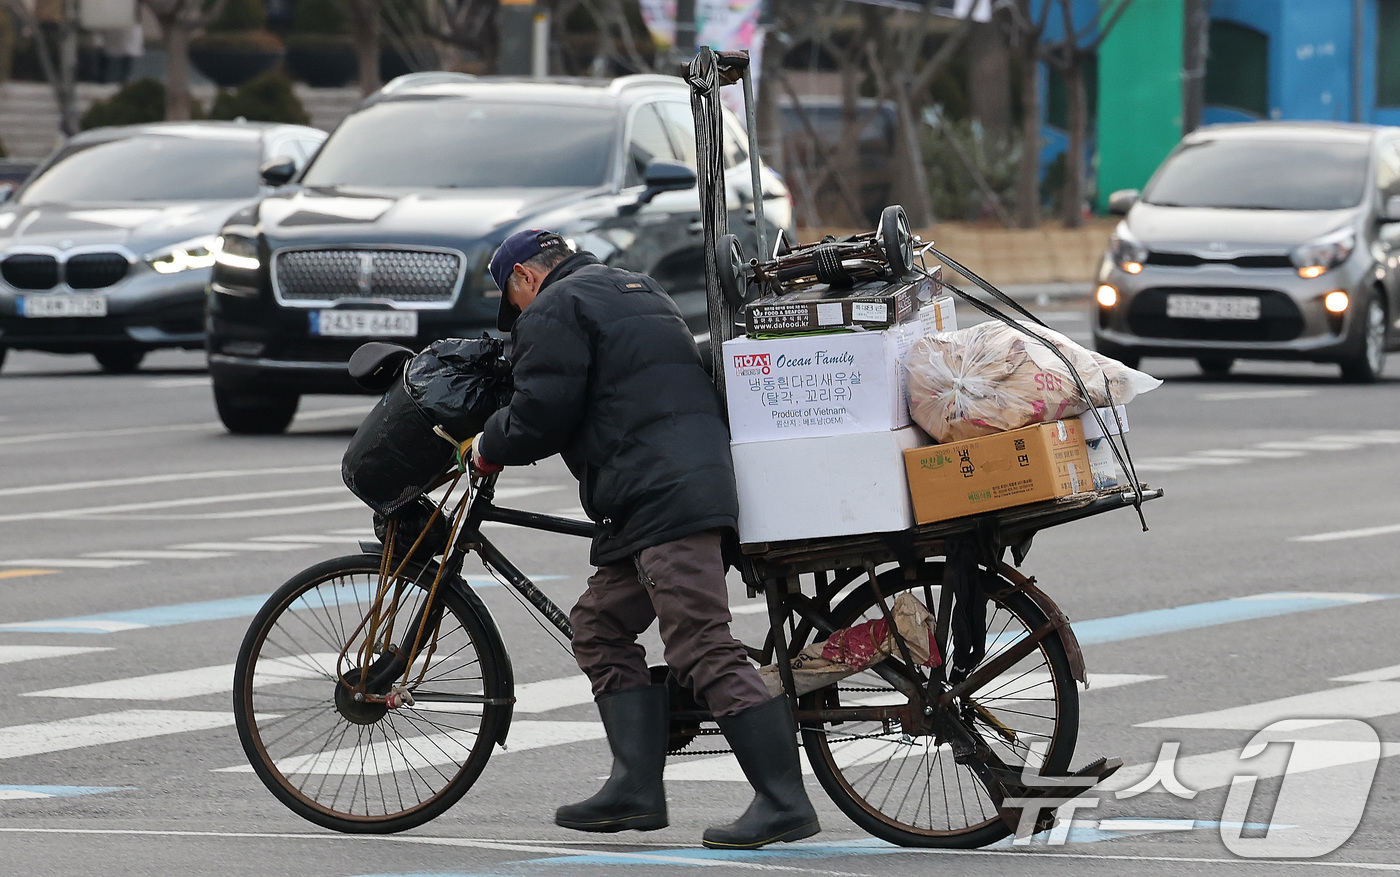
[
  {"xmin": 732, "ymin": 427, "xmax": 924, "ymax": 544},
  {"xmin": 919, "ymin": 295, "xmax": 958, "ymax": 334},
  {"xmin": 1078, "ymin": 406, "xmax": 1129, "ymax": 490},
  {"xmin": 724, "ymin": 321, "xmax": 925, "ymax": 443}
]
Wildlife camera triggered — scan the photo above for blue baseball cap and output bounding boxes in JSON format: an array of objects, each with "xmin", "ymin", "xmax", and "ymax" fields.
[{"xmin": 489, "ymin": 229, "xmax": 567, "ymax": 331}]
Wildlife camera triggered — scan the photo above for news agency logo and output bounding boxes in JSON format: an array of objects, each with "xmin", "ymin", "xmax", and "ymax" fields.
[
  {"xmin": 1004, "ymin": 719, "xmax": 1381, "ymax": 858},
  {"xmin": 733, "ymin": 353, "xmax": 771, "ymax": 376}
]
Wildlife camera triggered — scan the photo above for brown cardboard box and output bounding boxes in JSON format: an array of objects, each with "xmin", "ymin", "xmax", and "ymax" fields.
[{"xmin": 903, "ymin": 421, "xmax": 1091, "ymax": 524}]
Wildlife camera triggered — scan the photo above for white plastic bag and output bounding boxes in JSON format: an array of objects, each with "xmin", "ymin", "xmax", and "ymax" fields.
[{"xmin": 905, "ymin": 319, "xmax": 1161, "ymax": 443}]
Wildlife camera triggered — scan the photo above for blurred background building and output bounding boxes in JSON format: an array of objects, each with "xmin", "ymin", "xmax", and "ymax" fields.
[{"xmin": 0, "ymin": 0, "xmax": 1394, "ymax": 236}]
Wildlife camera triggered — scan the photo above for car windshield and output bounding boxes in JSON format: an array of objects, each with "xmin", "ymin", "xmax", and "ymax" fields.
[
  {"xmin": 19, "ymin": 135, "xmax": 261, "ymax": 203},
  {"xmin": 1143, "ymin": 137, "xmax": 1371, "ymax": 210},
  {"xmin": 302, "ymin": 99, "xmax": 617, "ymax": 189}
]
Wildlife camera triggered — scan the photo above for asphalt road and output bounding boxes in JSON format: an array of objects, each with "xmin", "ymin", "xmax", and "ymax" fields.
[{"xmin": 1, "ymin": 302, "xmax": 1398, "ymax": 877}]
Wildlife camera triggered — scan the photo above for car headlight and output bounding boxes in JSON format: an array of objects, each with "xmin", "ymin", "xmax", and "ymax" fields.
[
  {"xmin": 1291, "ymin": 228, "xmax": 1355, "ymax": 279},
  {"xmin": 147, "ymin": 235, "xmax": 217, "ymax": 274},
  {"xmin": 210, "ymin": 232, "xmax": 261, "ymax": 295},
  {"xmin": 1109, "ymin": 225, "xmax": 1148, "ymax": 274}
]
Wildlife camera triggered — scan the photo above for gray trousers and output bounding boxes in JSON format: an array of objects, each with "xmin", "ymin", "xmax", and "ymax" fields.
[{"xmin": 570, "ymin": 529, "xmax": 771, "ymax": 718}]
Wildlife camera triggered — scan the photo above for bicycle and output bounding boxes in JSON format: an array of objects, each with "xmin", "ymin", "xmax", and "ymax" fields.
[{"xmin": 232, "ymin": 456, "xmax": 1160, "ymax": 846}]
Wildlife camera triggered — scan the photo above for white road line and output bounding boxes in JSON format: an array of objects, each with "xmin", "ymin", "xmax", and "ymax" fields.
[
  {"xmin": 1098, "ymin": 740, "xmax": 1400, "ymax": 796},
  {"xmin": 1255, "ymin": 440, "xmax": 1363, "ymax": 451},
  {"xmin": 0, "ymin": 646, "xmax": 110, "ymax": 665},
  {"xmin": 514, "ymin": 676, "xmax": 595, "ymax": 714},
  {"xmin": 0, "ymin": 619, "xmax": 144, "ymax": 633},
  {"xmin": 1314, "ymin": 433, "xmax": 1400, "ymax": 444},
  {"xmin": 0, "ymin": 465, "xmax": 341, "ymax": 498},
  {"xmin": 0, "ymin": 710, "xmax": 235, "ymax": 760},
  {"xmin": 25, "ymin": 654, "xmax": 337, "ymax": 701},
  {"xmin": 0, "ymin": 486, "xmax": 349, "ymax": 524},
  {"xmin": 1138, "ymin": 680, "xmax": 1400, "ymax": 730},
  {"xmin": 1195, "ymin": 448, "xmax": 1304, "ymax": 459},
  {"xmin": 0, "ymin": 407, "xmax": 371, "ymax": 449},
  {"xmin": 96, "ymin": 500, "xmax": 367, "ymax": 521},
  {"xmin": 85, "ymin": 550, "xmax": 233, "ymax": 560},
  {"xmin": 1334, "ymin": 664, "xmax": 1400, "ymax": 683},
  {"xmin": 1133, "ymin": 456, "xmax": 1243, "ymax": 467},
  {"xmin": 1292, "ymin": 522, "xmax": 1400, "ymax": 543},
  {"xmin": 214, "ymin": 720, "xmax": 606, "ymax": 775},
  {"xmin": 250, "ymin": 535, "xmax": 369, "ymax": 544},
  {"xmin": 172, "ymin": 541, "xmax": 319, "ymax": 552},
  {"xmin": 1198, "ymin": 389, "xmax": 1317, "ymax": 402},
  {"xmin": 0, "ymin": 558, "xmax": 144, "ymax": 569},
  {"xmin": 145, "ymin": 378, "xmax": 211, "ymax": 388}
]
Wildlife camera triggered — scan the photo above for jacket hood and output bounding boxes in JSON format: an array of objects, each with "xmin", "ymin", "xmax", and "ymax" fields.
[
  {"xmin": 0, "ymin": 200, "xmax": 243, "ymax": 255},
  {"xmin": 1125, "ymin": 202, "xmax": 1362, "ymax": 254}
]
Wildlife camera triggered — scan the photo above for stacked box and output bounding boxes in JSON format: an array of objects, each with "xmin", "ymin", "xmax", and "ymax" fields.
[
  {"xmin": 902, "ymin": 421, "xmax": 1092, "ymax": 525},
  {"xmin": 741, "ymin": 268, "xmax": 943, "ymax": 335}
]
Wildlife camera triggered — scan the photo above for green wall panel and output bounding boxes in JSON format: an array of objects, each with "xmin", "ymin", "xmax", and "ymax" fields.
[{"xmin": 1097, "ymin": 0, "xmax": 1184, "ymax": 207}]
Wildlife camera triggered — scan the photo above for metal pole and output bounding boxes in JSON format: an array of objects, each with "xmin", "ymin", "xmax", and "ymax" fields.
[
  {"xmin": 532, "ymin": 10, "xmax": 550, "ymax": 78},
  {"xmin": 1181, "ymin": 0, "xmax": 1207, "ymax": 135},
  {"xmin": 676, "ymin": 0, "xmax": 698, "ymax": 59},
  {"xmin": 741, "ymin": 66, "xmax": 769, "ymax": 261}
]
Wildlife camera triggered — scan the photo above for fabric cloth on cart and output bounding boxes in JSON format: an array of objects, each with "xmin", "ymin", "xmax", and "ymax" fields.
[
  {"xmin": 905, "ymin": 319, "xmax": 1161, "ymax": 443},
  {"xmin": 758, "ymin": 592, "xmax": 941, "ymax": 698}
]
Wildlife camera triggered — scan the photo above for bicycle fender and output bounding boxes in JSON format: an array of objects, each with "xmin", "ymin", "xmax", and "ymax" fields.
[{"xmin": 994, "ymin": 564, "xmax": 1087, "ymax": 687}]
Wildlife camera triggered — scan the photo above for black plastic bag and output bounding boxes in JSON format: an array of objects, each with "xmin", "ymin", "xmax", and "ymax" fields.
[{"xmin": 342, "ymin": 336, "xmax": 512, "ymax": 517}]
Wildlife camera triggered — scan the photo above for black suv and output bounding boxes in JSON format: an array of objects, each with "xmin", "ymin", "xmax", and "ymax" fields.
[{"xmin": 206, "ymin": 72, "xmax": 793, "ymax": 433}]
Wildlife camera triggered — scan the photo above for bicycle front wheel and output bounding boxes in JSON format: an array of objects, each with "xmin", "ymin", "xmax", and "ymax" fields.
[
  {"xmin": 799, "ymin": 561, "xmax": 1078, "ymax": 848},
  {"xmin": 233, "ymin": 554, "xmax": 511, "ymax": 833}
]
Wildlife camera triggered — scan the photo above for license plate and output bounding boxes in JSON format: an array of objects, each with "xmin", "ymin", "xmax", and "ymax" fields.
[
  {"xmin": 18, "ymin": 293, "xmax": 108, "ymax": 318},
  {"xmin": 310, "ymin": 310, "xmax": 418, "ymax": 337},
  {"xmin": 1166, "ymin": 294, "xmax": 1261, "ymax": 320}
]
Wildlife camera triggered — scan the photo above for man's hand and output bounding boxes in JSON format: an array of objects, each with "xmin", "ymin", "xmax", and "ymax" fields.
[{"xmin": 470, "ymin": 433, "xmax": 503, "ymax": 475}]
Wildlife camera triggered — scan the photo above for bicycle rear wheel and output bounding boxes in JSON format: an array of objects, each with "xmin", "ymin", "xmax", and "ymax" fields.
[
  {"xmin": 798, "ymin": 561, "xmax": 1078, "ymax": 848},
  {"xmin": 233, "ymin": 554, "xmax": 510, "ymax": 833}
]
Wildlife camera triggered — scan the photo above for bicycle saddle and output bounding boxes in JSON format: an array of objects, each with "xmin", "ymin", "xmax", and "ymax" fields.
[{"xmin": 348, "ymin": 341, "xmax": 415, "ymax": 392}]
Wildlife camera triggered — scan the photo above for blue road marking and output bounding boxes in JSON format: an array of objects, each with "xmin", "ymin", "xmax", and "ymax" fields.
[
  {"xmin": 1072, "ymin": 592, "xmax": 1395, "ymax": 646},
  {"xmin": 0, "ymin": 576, "xmax": 563, "ymax": 634}
]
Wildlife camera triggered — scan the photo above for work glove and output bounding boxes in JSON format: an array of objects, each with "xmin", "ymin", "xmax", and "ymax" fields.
[{"xmin": 470, "ymin": 432, "xmax": 503, "ymax": 475}]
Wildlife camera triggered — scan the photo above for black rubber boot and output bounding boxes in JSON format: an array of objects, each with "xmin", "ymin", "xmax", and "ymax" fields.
[
  {"xmin": 702, "ymin": 697, "xmax": 821, "ymax": 849},
  {"xmin": 555, "ymin": 684, "xmax": 668, "ymax": 832}
]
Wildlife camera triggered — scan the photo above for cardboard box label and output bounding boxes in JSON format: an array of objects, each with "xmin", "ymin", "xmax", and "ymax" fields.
[{"xmin": 725, "ymin": 322, "xmax": 924, "ymax": 442}]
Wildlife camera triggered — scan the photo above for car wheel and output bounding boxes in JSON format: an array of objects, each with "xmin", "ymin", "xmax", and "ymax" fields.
[
  {"xmin": 1339, "ymin": 292, "xmax": 1387, "ymax": 384},
  {"xmin": 94, "ymin": 348, "xmax": 146, "ymax": 374},
  {"xmin": 214, "ymin": 386, "xmax": 300, "ymax": 435},
  {"xmin": 0, "ymin": 346, "xmax": 7, "ymax": 374},
  {"xmin": 1197, "ymin": 356, "xmax": 1234, "ymax": 377}
]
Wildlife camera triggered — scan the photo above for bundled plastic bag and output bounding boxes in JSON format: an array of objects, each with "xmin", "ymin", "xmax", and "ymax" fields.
[
  {"xmin": 342, "ymin": 337, "xmax": 513, "ymax": 517},
  {"xmin": 758, "ymin": 593, "xmax": 941, "ymax": 697},
  {"xmin": 906, "ymin": 319, "xmax": 1161, "ymax": 443}
]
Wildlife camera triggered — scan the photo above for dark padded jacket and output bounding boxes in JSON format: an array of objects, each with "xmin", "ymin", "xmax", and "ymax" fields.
[{"xmin": 478, "ymin": 251, "xmax": 738, "ymax": 565}]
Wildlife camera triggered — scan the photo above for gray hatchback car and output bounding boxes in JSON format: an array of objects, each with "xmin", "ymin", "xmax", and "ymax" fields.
[{"xmin": 1093, "ymin": 122, "xmax": 1400, "ymax": 382}]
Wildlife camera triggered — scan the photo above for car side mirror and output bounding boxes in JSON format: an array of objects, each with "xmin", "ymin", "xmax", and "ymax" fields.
[
  {"xmin": 1384, "ymin": 195, "xmax": 1400, "ymax": 223},
  {"xmin": 620, "ymin": 159, "xmax": 696, "ymax": 216},
  {"xmin": 259, "ymin": 156, "xmax": 297, "ymax": 187},
  {"xmin": 0, "ymin": 182, "xmax": 13, "ymax": 204},
  {"xmin": 1107, "ymin": 189, "xmax": 1140, "ymax": 216}
]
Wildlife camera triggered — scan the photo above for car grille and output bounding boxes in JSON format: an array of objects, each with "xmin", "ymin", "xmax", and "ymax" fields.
[
  {"xmin": 2, "ymin": 253, "xmax": 60, "ymax": 289},
  {"xmin": 1145, "ymin": 251, "xmax": 1293, "ymax": 269},
  {"xmin": 274, "ymin": 249, "xmax": 464, "ymax": 305},
  {"xmin": 1, "ymin": 251, "xmax": 131, "ymax": 290},
  {"xmin": 65, "ymin": 252, "xmax": 130, "ymax": 289},
  {"xmin": 1127, "ymin": 287, "xmax": 1304, "ymax": 342}
]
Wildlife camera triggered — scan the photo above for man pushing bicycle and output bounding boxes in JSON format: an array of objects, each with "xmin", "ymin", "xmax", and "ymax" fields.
[{"xmin": 471, "ymin": 228, "xmax": 820, "ymax": 850}]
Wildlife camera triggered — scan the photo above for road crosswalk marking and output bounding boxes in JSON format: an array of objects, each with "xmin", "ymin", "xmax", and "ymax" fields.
[
  {"xmin": 1134, "ymin": 430, "xmax": 1400, "ymax": 473},
  {"xmin": 213, "ymin": 720, "xmax": 607, "ymax": 775},
  {"xmin": 0, "ymin": 558, "xmax": 144, "ymax": 569},
  {"xmin": 172, "ymin": 541, "xmax": 320, "ymax": 552},
  {"xmin": 1098, "ymin": 739, "xmax": 1400, "ymax": 796},
  {"xmin": 0, "ymin": 645, "xmax": 110, "ymax": 665},
  {"xmin": 24, "ymin": 654, "xmax": 338, "ymax": 701},
  {"xmin": 1138, "ymin": 680, "xmax": 1400, "ymax": 730},
  {"xmin": 0, "ymin": 710, "xmax": 234, "ymax": 760},
  {"xmin": 86, "ymin": 549, "xmax": 233, "ymax": 560},
  {"xmin": 1333, "ymin": 663, "xmax": 1400, "ymax": 683},
  {"xmin": 1292, "ymin": 522, "xmax": 1400, "ymax": 543}
]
